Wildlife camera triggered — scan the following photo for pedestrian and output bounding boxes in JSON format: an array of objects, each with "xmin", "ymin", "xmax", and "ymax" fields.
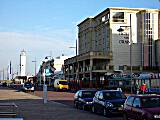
[{"xmin": 140, "ymin": 83, "xmax": 146, "ymax": 94}]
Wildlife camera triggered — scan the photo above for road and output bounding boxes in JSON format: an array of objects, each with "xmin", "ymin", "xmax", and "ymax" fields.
[
  {"xmin": 0, "ymin": 87, "xmax": 123, "ymax": 120},
  {"xmin": 31, "ymin": 91, "xmax": 74, "ymax": 106},
  {"xmin": 30, "ymin": 90, "xmax": 123, "ymax": 119}
]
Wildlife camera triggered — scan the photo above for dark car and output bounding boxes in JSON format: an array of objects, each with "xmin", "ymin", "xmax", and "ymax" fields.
[
  {"xmin": 22, "ymin": 82, "xmax": 34, "ymax": 92},
  {"xmin": 92, "ymin": 90, "xmax": 126, "ymax": 116},
  {"xmin": 123, "ymin": 94, "xmax": 160, "ymax": 120},
  {"xmin": 74, "ymin": 90, "xmax": 97, "ymax": 110}
]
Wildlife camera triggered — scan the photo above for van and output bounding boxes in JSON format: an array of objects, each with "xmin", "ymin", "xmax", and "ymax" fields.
[{"xmin": 54, "ymin": 79, "xmax": 69, "ymax": 91}]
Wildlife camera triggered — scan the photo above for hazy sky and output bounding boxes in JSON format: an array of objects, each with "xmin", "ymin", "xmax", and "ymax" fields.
[{"xmin": 0, "ymin": 0, "xmax": 159, "ymax": 76}]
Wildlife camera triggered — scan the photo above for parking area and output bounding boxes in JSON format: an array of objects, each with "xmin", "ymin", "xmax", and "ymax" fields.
[{"xmin": 0, "ymin": 88, "xmax": 123, "ymax": 120}]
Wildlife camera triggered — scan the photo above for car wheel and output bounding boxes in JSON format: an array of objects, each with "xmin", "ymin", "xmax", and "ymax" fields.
[
  {"xmin": 82, "ymin": 105, "xmax": 86, "ymax": 111},
  {"xmin": 103, "ymin": 108, "xmax": 107, "ymax": 116},
  {"xmin": 74, "ymin": 102, "xmax": 78, "ymax": 109},
  {"xmin": 142, "ymin": 117, "xmax": 148, "ymax": 120},
  {"xmin": 92, "ymin": 105, "xmax": 96, "ymax": 113},
  {"xmin": 123, "ymin": 113, "xmax": 128, "ymax": 120}
]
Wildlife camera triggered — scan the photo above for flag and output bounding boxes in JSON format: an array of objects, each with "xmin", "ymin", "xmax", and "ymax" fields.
[
  {"xmin": 7, "ymin": 61, "xmax": 12, "ymax": 80},
  {"xmin": 10, "ymin": 61, "xmax": 11, "ymax": 74}
]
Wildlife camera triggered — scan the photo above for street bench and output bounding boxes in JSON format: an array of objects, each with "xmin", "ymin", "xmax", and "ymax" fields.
[
  {"xmin": 0, "ymin": 103, "xmax": 18, "ymax": 118},
  {"xmin": 0, "ymin": 118, "xmax": 23, "ymax": 120},
  {"xmin": 0, "ymin": 112, "xmax": 16, "ymax": 117}
]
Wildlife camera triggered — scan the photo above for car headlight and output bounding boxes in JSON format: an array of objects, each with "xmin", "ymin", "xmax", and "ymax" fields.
[
  {"xmin": 86, "ymin": 101, "xmax": 93, "ymax": 104},
  {"xmin": 31, "ymin": 87, "xmax": 34, "ymax": 90},
  {"xmin": 105, "ymin": 102, "xmax": 114, "ymax": 108},
  {"xmin": 154, "ymin": 115, "xmax": 160, "ymax": 119}
]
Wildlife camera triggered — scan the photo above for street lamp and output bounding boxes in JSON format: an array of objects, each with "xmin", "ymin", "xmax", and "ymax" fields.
[
  {"xmin": 32, "ymin": 58, "xmax": 37, "ymax": 76},
  {"xmin": 42, "ymin": 56, "xmax": 50, "ymax": 104},
  {"xmin": 69, "ymin": 40, "xmax": 78, "ymax": 89},
  {"xmin": 45, "ymin": 56, "xmax": 51, "ymax": 60},
  {"xmin": 117, "ymin": 14, "xmax": 133, "ymax": 94},
  {"xmin": 42, "ymin": 55, "xmax": 53, "ymax": 104}
]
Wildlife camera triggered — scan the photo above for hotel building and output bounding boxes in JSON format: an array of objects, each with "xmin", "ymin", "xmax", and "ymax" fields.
[{"xmin": 64, "ymin": 8, "xmax": 160, "ymax": 89}]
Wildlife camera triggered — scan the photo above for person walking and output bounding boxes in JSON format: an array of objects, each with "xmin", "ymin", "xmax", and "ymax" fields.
[{"xmin": 140, "ymin": 83, "xmax": 147, "ymax": 94}]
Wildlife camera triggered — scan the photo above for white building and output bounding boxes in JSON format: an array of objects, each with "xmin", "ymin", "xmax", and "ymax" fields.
[
  {"xmin": 20, "ymin": 50, "xmax": 26, "ymax": 76},
  {"xmin": 54, "ymin": 55, "xmax": 69, "ymax": 73}
]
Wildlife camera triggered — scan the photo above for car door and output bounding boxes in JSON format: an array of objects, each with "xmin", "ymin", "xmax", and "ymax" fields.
[
  {"xmin": 124, "ymin": 96, "xmax": 135, "ymax": 119},
  {"xmin": 74, "ymin": 91, "xmax": 79, "ymax": 104},
  {"xmin": 93, "ymin": 91, "xmax": 100, "ymax": 111},
  {"xmin": 78, "ymin": 91, "xmax": 83, "ymax": 107},
  {"xmin": 132, "ymin": 97, "xmax": 143, "ymax": 120},
  {"xmin": 97, "ymin": 92, "xmax": 105, "ymax": 113}
]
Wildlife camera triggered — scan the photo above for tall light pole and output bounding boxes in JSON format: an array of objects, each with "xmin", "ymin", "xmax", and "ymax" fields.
[
  {"xmin": 32, "ymin": 58, "xmax": 37, "ymax": 76},
  {"xmin": 117, "ymin": 14, "xmax": 133, "ymax": 94},
  {"xmin": 42, "ymin": 56, "xmax": 52, "ymax": 104},
  {"xmin": 69, "ymin": 39, "xmax": 78, "ymax": 69},
  {"xmin": 69, "ymin": 39, "xmax": 78, "ymax": 89},
  {"xmin": 43, "ymin": 67, "xmax": 47, "ymax": 104},
  {"xmin": 42, "ymin": 58, "xmax": 48, "ymax": 104}
]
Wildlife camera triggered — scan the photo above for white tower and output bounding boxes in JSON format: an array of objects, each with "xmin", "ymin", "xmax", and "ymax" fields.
[{"xmin": 20, "ymin": 50, "xmax": 26, "ymax": 76}]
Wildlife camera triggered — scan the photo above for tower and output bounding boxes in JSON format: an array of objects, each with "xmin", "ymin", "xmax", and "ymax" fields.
[{"xmin": 20, "ymin": 50, "xmax": 26, "ymax": 76}]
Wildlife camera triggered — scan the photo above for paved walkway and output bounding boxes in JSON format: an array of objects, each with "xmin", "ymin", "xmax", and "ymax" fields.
[{"xmin": 0, "ymin": 88, "xmax": 122, "ymax": 120}]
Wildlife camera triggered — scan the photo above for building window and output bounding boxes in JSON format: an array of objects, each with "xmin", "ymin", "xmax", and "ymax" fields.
[
  {"xmin": 112, "ymin": 12, "xmax": 125, "ymax": 22},
  {"xmin": 102, "ymin": 16, "xmax": 105, "ymax": 22},
  {"xmin": 119, "ymin": 66, "xmax": 124, "ymax": 70}
]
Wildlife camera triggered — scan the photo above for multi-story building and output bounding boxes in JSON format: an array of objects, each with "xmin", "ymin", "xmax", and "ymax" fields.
[
  {"xmin": 54, "ymin": 55, "xmax": 69, "ymax": 73},
  {"xmin": 37, "ymin": 57, "xmax": 54, "ymax": 86},
  {"xmin": 64, "ymin": 7, "xmax": 160, "ymax": 89}
]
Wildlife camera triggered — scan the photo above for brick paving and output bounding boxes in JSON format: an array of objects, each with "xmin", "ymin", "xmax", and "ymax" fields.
[{"xmin": 0, "ymin": 88, "xmax": 122, "ymax": 120}]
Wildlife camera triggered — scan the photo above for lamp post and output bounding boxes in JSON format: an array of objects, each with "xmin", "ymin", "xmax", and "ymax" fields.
[
  {"xmin": 117, "ymin": 14, "xmax": 133, "ymax": 94},
  {"xmin": 69, "ymin": 40, "xmax": 78, "ymax": 89},
  {"xmin": 69, "ymin": 39, "xmax": 78, "ymax": 71},
  {"xmin": 42, "ymin": 56, "xmax": 50, "ymax": 104},
  {"xmin": 45, "ymin": 56, "xmax": 51, "ymax": 60},
  {"xmin": 32, "ymin": 58, "xmax": 37, "ymax": 76},
  {"xmin": 43, "ymin": 68, "xmax": 47, "ymax": 104},
  {"xmin": 42, "ymin": 55, "xmax": 53, "ymax": 104}
]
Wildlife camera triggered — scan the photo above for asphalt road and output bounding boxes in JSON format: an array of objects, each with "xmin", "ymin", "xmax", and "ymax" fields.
[
  {"xmin": 30, "ymin": 90, "xmax": 124, "ymax": 119},
  {"xmin": 0, "ymin": 87, "xmax": 123, "ymax": 120},
  {"xmin": 31, "ymin": 91, "xmax": 74, "ymax": 106}
]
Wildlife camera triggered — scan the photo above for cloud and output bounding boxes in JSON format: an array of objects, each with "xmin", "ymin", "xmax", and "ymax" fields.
[{"xmin": 0, "ymin": 30, "xmax": 75, "ymax": 75}]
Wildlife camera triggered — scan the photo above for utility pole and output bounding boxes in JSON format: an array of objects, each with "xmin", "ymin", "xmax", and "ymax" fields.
[
  {"xmin": 3, "ymin": 68, "xmax": 4, "ymax": 80},
  {"xmin": 32, "ymin": 58, "xmax": 37, "ymax": 76}
]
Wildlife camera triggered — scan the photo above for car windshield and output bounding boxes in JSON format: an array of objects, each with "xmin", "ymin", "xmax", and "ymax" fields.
[
  {"xmin": 82, "ymin": 91, "xmax": 96, "ymax": 98},
  {"xmin": 103, "ymin": 92, "xmax": 126, "ymax": 99},
  {"xmin": 141, "ymin": 97, "xmax": 160, "ymax": 108},
  {"xmin": 24, "ymin": 83, "xmax": 32, "ymax": 87},
  {"xmin": 59, "ymin": 81, "xmax": 68, "ymax": 85}
]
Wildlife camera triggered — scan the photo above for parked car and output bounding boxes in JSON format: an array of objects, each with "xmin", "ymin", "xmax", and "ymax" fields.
[
  {"xmin": 92, "ymin": 90, "xmax": 126, "ymax": 116},
  {"xmin": 74, "ymin": 89, "xmax": 97, "ymax": 110},
  {"xmin": 22, "ymin": 82, "xmax": 34, "ymax": 92},
  {"xmin": 123, "ymin": 94, "xmax": 160, "ymax": 120},
  {"xmin": 54, "ymin": 79, "xmax": 69, "ymax": 91},
  {"xmin": 2, "ymin": 82, "xmax": 7, "ymax": 87}
]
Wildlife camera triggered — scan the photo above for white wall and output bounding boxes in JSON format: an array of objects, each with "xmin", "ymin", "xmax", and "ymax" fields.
[
  {"xmin": 20, "ymin": 51, "xmax": 26, "ymax": 76},
  {"xmin": 54, "ymin": 56, "xmax": 69, "ymax": 72},
  {"xmin": 110, "ymin": 10, "xmax": 141, "ymax": 70}
]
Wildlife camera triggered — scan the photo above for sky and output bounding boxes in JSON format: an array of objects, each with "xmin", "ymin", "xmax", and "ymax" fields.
[{"xmin": 0, "ymin": 0, "xmax": 159, "ymax": 77}]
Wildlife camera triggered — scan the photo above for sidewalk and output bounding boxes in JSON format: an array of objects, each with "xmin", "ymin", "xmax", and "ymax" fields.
[{"xmin": 0, "ymin": 88, "xmax": 115, "ymax": 120}]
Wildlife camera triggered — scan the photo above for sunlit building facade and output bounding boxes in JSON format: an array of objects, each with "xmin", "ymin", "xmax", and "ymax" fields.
[{"xmin": 64, "ymin": 8, "xmax": 160, "ymax": 89}]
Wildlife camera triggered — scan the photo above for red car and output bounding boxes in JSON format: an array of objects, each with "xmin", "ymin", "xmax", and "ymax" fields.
[{"xmin": 123, "ymin": 94, "xmax": 160, "ymax": 120}]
